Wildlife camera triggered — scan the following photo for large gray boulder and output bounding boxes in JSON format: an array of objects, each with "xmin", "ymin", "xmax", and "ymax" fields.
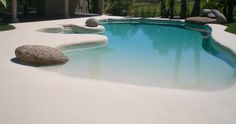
[
  {"xmin": 85, "ymin": 18, "xmax": 99, "ymax": 27},
  {"xmin": 15, "ymin": 45, "xmax": 69, "ymax": 65},
  {"xmin": 200, "ymin": 9, "xmax": 212, "ymax": 17},
  {"xmin": 185, "ymin": 17, "xmax": 217, "ymax": 24},
  {"xmin": 212, "ymin": 9, "xmax": 227, "ymax": 24}
]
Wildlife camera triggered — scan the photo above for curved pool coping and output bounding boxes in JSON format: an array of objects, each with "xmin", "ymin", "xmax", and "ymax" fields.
[
  {"xmin": 208, "ymin": 23, "xmax": 236, "ymax": 54},
  {"xmin": 1, "ymin": 16, "xmax": 236, "ymax": 124}
]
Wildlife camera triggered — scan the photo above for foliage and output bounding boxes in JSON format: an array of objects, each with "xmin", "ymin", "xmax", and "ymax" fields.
[
  {"xmin": 191, "ymin": 0, "xmax": 201, "ymax": 16},
  {"xmin": 124, "ymin": 0, "xmax": 234, "ymax": 19},
  {"xmin": 225, "ymin": 22, "xmax": 236, "ymax": 34},
  {"xmin": 0, "ymin": 23, "xmax": 15, "ymax": 31},
  {"xmin": 0, "ymin": 0, "xmax": 6, "ymax": 8},
  {"xmin": 202, "ymin": 0, "xmax": 224, "ymax": 10},
  {"xmin": 128, "ymin": 1, "xmax": 161, "ymax": 17},
  {"xmin": 124, "ymin": 1, "xmax": 197, "ymax": 18},
  {"xmin": 106, "ymin": 0, "xmax": 136, "ymax": 16},
  {"xmin": 104, "ymin": 0, "xmax": 111, "ymax": 14}
]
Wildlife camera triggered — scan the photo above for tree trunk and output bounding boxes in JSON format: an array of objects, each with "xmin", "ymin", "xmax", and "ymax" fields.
[
  {"xmin": 87, "ymin": 0, "xmax": 90, "ymax": 13},
  {"xmin": 227, "ymin": 0, "xmax": 234, "ymax": 22},
  {"xmin": 99, "ymin": 0, "xmax": 104, "ymax": 15},
  {"xmin": 160, "ymin": 0, "xmax": 167, "ymax": 18},
  {"xmin": 223, "ymin": 3, "xmax": 227, "ymax": 17},
  {"xmin": 92, "ymin": 0, "xmax": 99, "ymax": 14},
  {"xmin": 37, "ymin": 0, "xmax": 45, "ymax": 16},
  {"xmin": 180, "ymin": 0, "xmax": 187, "ymax": 18},
  {"xmin": 169, "ymin": 0, "xmax": 174, "ymax": 19},
  {"xmin": 191, "ymin": 0, "xmax": 201, "ymax": 17}
]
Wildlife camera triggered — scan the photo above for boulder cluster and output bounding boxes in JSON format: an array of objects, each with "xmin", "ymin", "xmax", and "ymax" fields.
[
  {"xmin": 185, "ymin": 9, "xmax": 227, "ymax": 24},
  {"xmin": 15, "ymin": 45, "xmax": 69, "ymax": 66},
  {"xmin": 200, "ymin": 9, "xmax": 227, "ymax": 24}
]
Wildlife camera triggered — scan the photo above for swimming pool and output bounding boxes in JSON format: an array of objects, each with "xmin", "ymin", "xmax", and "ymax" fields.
[{"xmin": 44, "ymin": 20, "xmax": 236, "ymax": 91}]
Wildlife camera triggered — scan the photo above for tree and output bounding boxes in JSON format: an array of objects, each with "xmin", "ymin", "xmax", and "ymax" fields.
[
  {"xmin": 92, "ymin": 0, "xmax": 99, "ymax": 14},
  {"xmin": 191, "ymin": 0, "xmax": 201, "ymax": 16},
  {"xmin": 99, "ymin": 0, "xmax": 104, "ymax": 15},
  {"xmin": 160, "ymin": 0, "xmax": 167, "ymax": 18},
  {"xmin": 180, "ymin": 0, "xmax": 187, "ymax": 18},
  {"xmin": 225, "ymin": 0, "xmax": 236, "ymax": 22},
  {"xmin": 169, "ymin": 0, "xmax": 175, "ymax": 19},
  {"xmin": 107, "ymin": 0, "xmax": 135, "ymax": 16},
  {"xmin": 0, "ymin": 0, "xmax": 6, "ymax": 8}
]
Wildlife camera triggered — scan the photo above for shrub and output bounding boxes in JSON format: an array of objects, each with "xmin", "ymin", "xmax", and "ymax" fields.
[
  {"xmin": 202, "ymin": 0, "xmax": 224, "ymax": 10},
  {"xmin": 107, "ymin": 0, "xmax": 135, "ymax": 16}
]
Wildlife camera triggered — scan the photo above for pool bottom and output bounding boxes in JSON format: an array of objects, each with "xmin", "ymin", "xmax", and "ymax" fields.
[
  {"xmin": 43, "ymin": 43, "xmax": 236, "ymax": 91},
  {"xmin": 41, "ymin": 22, "xmax": 236, "ymax": 91}
]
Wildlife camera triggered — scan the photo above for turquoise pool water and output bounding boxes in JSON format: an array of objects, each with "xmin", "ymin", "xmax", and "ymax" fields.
[{"xmin": 45, "ymin": 20, "xmax": 236, "ymax": 91}]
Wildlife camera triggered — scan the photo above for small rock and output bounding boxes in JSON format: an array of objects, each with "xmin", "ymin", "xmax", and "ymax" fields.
[
  {"xmin": 185, "ymin": 17, "xmax": 217, "ymax": 24},
  {"xmin": 85, "ymin": 18, "xmax": 99, "ymax": 27},
  {"xmin": 200, "ymin": 9, "xmax": 212, "ymax": 17},
  {"xmin": 15, "ymin": 45, "xmax": 69, "ymax": 65},
  {"xmin": 212, "ymin": 9, "xmax": 227, "ymax": 24}
]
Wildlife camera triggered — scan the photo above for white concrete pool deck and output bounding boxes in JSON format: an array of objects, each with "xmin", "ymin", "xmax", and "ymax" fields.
[{"xmin": 1, "ymin": 16, "xmax": 236, "ymax": 124}]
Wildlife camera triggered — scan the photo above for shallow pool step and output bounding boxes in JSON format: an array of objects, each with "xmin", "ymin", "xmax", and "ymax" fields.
[{"xmin": 185, "ymin": 27, "xmax": 211, "ymax": 34}]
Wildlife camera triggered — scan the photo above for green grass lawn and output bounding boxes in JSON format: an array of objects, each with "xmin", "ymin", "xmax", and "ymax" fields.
[
  {"xmin": 0, "ymin": 23, "xmax": 15, "ymax": 31},
  {"xmin": 225, "ymin": 22, "xmax": 236, "ymax": 34}
]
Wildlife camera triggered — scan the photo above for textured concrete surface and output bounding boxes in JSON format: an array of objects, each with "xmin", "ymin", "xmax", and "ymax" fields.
[{"xmin": 1, "ymin": 16, "xmax": 236, "ymax": 124}]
